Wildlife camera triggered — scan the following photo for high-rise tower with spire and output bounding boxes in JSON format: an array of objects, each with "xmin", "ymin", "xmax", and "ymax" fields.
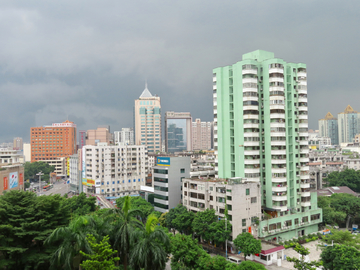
[{"xmin": 134, "ymin": 83, "xmax": 161, "ymax": 153}]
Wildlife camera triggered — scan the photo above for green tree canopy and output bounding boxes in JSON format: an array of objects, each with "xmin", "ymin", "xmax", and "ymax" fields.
[
  {"xmin": 330, "ymin": 193, "xmax": 360, "ymax": 228},
  {"xmin": 192, "ymin": 208, "xmax": 218, "ymax": 242},
  {"xmin": 80, "ymin": 234, "xmax": 119, "ymax": 270},
  {"xmin": 318, "ymin": 196, "xmax": 347, "ymax": 226},
  {"xmin": 170, "ymin": 233, "xmax": 207, "ymax": 270},
  {"xmin": 24, "ymin": 161, "xmax": 55, "ymax": 182},
  {"xmin": 233, "ymin": 232, "xmax": 261, "ymax": 261},
  {"xmin": 115, "ymin": 196, "xmax": 157, "ymax": 220},
  {"xmin": 0, "ymin": 190, "xmax": 70, "ymax": 269},
  {"xmin": 321, "ymin": 244, "xmax": 360, "ymax": 270},
  {"xmin": 237, "ymin": 260, "xmax": 267, "ymax": 270},
  {"xmin": 166, "ymin": 204, "xmax": 195, "ymax": 235},
  {"xmin": 326, "ymin": 169, "xmax": 360, "ymax": 192},
  {"xmin": 64, "ymin": 192, "xmax": 97, "ymax": 217},
  {"xmin": 209, "ymin": 218, "xmax": 232, "ymax": 247}
]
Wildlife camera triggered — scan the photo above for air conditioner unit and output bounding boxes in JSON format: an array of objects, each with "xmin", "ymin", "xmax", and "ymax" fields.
[
  {"xmin": 262, "ymin": 131, "xmax": 264, "ymax": 134},
  {"xmin": 262, "ymin": 150, "xmax": 265, "ymax": 153},
  {"xmin": 297, "ymin": 202, "xmax": 300, "ymax": 205}
]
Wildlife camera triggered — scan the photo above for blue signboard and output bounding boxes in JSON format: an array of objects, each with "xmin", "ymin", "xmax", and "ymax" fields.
[
  {"xmin": 157, "ymin": 157, "xmax": 170, "ymax": 166},
  {"xmin": 9, "ymin": 172, "xmax": 18, "ymax": 189}
]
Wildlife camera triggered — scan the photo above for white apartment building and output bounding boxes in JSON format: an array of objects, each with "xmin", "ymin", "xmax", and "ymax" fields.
[
  {"xmin": 82, "ymin": 144, "xmax": 148, "ymax": 197},
  {"xmin": 0, "ymin": 148, "xmax": 23, "ymax": 165},
  {"xmin": 114, "ymin": 128, "xmax": 134, "ymax": 145},
  {"xmin": 308, "ymin": 137, "xmax": 332, "ymax": 149},
  {"xmin": 182, "ymin": 177, "xmax": 262, "ymax": 240},
  {"xmin": 69, "ymin": 153, "xmax": 81, "ymax": 194},
  {"xmin": 192, "ymin": 119, "xmax": 213, "ymax": 150},
  {"xmin": 42, "ymin": 158, "xmax": 66, "ymax": 175}
]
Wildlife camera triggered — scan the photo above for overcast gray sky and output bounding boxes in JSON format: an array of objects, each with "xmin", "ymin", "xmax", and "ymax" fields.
[{"xmin": 1, "ymin": 0, "xmax": 359, "ymax": 143}]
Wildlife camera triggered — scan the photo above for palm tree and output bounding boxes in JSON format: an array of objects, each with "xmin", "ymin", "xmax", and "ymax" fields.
[
  {"xmin": 130, "ymin": 214, "xmax": 170, "ymax": 270},
  {"xmin": 112, "ymin": 195, "xmax": 143, "ymax": 270},
  {"xmin": 45, "ymin": 214, "xmax": 111, "ymax": 270}
]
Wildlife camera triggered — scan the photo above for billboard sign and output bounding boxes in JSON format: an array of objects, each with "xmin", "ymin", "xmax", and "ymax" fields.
[
  {"xmin": 82, "ymin": 178, "xmax": 95, "ymax": 187},
  {"xmin": 9, "ymin": 172, "xmax": 18, "ymax": 189},
  {"xmin": 19, "ymin": 173, "xmax": 23, "ymax": 185},
  {"xmin": 66, "ymin": 157, "xmax": 70, "ymax": 176},
  {"xmin": 157, "ymin": 157, "xmax": 170, "ymax": 166},
  {"xmin": 52, "ymin": 123, "xmax": 77, "ymax": 128},
  {"xmin": 3, "ymin": 177, "xmax": 8, "ymax": 190}
]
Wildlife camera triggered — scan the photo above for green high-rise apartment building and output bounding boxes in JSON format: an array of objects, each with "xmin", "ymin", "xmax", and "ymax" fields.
[{"xmin": 213, "ymin": 50, "xmax": 322, "ymax": 240}]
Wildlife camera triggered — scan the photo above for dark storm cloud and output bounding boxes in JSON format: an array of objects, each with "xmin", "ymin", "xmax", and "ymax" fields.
[{"xmin": 0, "ymin": 0, "xmax": 359, "ymax": 142}]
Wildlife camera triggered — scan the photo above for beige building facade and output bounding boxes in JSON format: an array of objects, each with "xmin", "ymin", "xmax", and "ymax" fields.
[
  {"xmin": 86, "ymin": 126, "xmax": 112, "ymax": 146},
  {"xmin": 134, "ymin": 84, "xmax": 161, "ymax": 153},
  {"xmin": 192, "ymin": 118, "xmax": 213, "ymax": 151},
  {"xmin": 182, "ymin": 177, "xmax": 262, "ymax": 240}
]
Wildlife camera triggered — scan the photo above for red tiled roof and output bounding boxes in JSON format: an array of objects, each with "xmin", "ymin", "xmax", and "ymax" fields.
[
  {"xmin": 309, "ymin": 162, "xmax": 321, "ymax": 166},
  {"xmin": 261, "ymin": 246, "xmax": 285, "ymax": 255},
  {"xmin": 326, "ymin": 162, "xmax": 343, "ymax": 165}
]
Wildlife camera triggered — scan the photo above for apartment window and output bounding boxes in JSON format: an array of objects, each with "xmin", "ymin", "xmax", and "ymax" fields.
[
  {"xmin": 242, "ymin": 219, "xmax": 246, "ymax": 227},
  {"xmin": 246, "ymin": 189, "xmax": 250, "ymax": 195},
  {"xmin": 180, "ymin": 168, "xmax": 185, "ymax": 173},
  {"xmin": 210, "ymin": 187, "xmax": 213, "ymax": 191},
  {"xmin": 251, "ymin": 197, "xmax": 257, "ymax": 203}
]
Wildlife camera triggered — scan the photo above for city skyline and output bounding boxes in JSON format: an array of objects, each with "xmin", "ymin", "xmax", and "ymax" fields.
[{"xmin": 0, "ymin": 1, "xmax": 360, "ymax": 142}]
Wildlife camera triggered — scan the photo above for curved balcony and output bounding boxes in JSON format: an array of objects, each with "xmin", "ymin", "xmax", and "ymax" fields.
[
  {"xmin": 244, "ymin": 132, "xmax": 259, "ymax": 137},
  {"xmin": 271, "ymin": 159, "xmax": 287, "ymax": 164},
  {"xmin": 269, "ymin": 77, "xmax": 284, "ymax": 83},
  {"xmin": 300, "ymin": 175, "xmax": 309, "ymax": 180},
  {"xmin": 244, "ymin": 141, "xmax": 260, "ymax": 147},
  {"xmin": 300, "ymin": 166, "xmax": 310, "ymax": 171},
  {"xmin": 301, "ymin": 192, "xmax": 311, "ymax": 197},
  {"xmin": 298, "ymin": 97, "xmax": 308, "ymax": 103},
  {"xmin": 298, "ymin": 115, "xmax": 308, "ymax": 120},
  {"xmin": 300, "ymin": 183, "xmax": 310, "ymax": 188},
  {"xmin": 244, "ymin": 159, "xmax": 260, "ymax": 165},
  {"xmin": 273, "ymin": 205, "xmax": 287, "ymax": 212},
  {"xmin": 271, "ymin": 150, "xmax": 286, "ymax": 155},
  {"xmin": 270, "ymin": 122, "xmax": 286, "ymax": 128},
  {"xmin": 269, "ymin": 104, "xmax": 285, "ymax": 110},
  {"xmin": 272, "ymin": 168, "xmax": 287, "ymax": 174},
  {"xmin": 269, "ymin": 68, "xmax": 284, "ymax": 74},
  {"xmin": 270, "ymin": 113, "xmax": 285, "ymax": 119},
  {"xmin": 301, "ymin": 201, "xmax": 311, "ymax": 207},
  {"xmin": 300, "ymin": 140, "xmax": 308, "ymax": 145},
  {"xmin": 271, "ymin": 141, "xmax": 287, "ymax": 146},
  {"xmin": 300, "ymin": 148, "xmax": 309, "ymax": 154},
  {"xmin": 243, "ymin": 96, "xmax": 259, "ymax": 102},
  {"xmin": 242, "ymin": 69, "xmax": 258, "ymax": 75},
  {"xmin": 298, "ymin": 106, "xmax": 308, "ymax": 111},
  {"xmin": 272, "ymin": 194, "xmax": 287, "ymax": 201},
  {"xmin": 244, "ymin": 168, "xmax": 261, "ymax": 174},
  {"xmin": 298, "ymin": 71, "xmax": 307, "ymax": 77},
  {"xmin": 243, "ymin": 105, "xmax": 259, "ymax": 111},
  {"xmin": 299, "ymin": 123, "xmax": 308, "ymax": 128},
  {"xmin": 244, "ymin": 149, "xmax": 260, "ymax": 155},
  {"xmin": 213, "ymin": 85, "xmax": 217, "ymax": 90},
  {"xmin": 243, "ymin": 114, "xmax": 259, "ymax": 120},
  {"xmin": 270, "ymin": 132, "xmax": 286, "ymax": 137},
  {"xmin": 213, "ymin": 93, "xmax": 217, "ymax": 98},
  {"xmin": 269, "ymin": 86, "xmax": 285, "ymax": 92},
  {"xmin": 300, "ymin": 157, "xmax": 309, "ymax": 163},
  {"xmin": 272, "ymin": 185, "xmax": 287, "ymax": 192},
  {"xmin": 243, "ymin": 123, "xmax": 259, "ymax": 129},
  {"xmin": 247, "ymin": 177, "xmax": 260, "ymax": 182},
  {"xmin": 272, "ymin": 177, "xmax": 287, "ymax": 183},
  {"xmin": 243, "ymin": 78, "xmax": 258, "ymax": 84},
  {"xmin": 299, "ymin": 132, "xmax": 308, "ymax": 137},
  {"xmin": 297, "ymin": 89, "xmax": 307, "ymax": 94},
  {"xmin": 243, "ymin": 87, "xmax": 258, "ymax": 93}
]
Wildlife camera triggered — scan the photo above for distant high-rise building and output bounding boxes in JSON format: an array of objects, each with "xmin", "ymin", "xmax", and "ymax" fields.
[
  {"xmin": 30, "ymin": 120, "xmax": 77, "ymax": 162},
  {"xmin": 13, "ymin": 137, "xmax": 23, "ymax": 150},
  {"xmin": 79, "ymin": 130, "xmax": 86, "ymax": 149},
  {"xmin": 134, "ymin": 84, "xmax": 161, "ymax": 153},
  {"xmin": 114, "ymin": 128, "xmax": 134, "ymax": 145},
  {"xmin": 213, "ymin": 50, "xmax": 322, "ymax": 240},
  {"xmin": 192, "ymin": 119, "xmax": 213, "ymax": 150},
  {"xmin": 86, "ymin": 126, "xmax": 112, "ymax": 146},
  {"xmin": 319, "ymin": 112, "xmax": 338, "ymax": 145},
  {"xmin": 165, "ymin": 112, "xmax": 192, "ymax": 153},
  {"xmin": 337, "ymin": 105, "xmax": 360, "ymax": 145}
]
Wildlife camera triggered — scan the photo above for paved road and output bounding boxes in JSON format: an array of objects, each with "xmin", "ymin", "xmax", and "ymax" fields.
[{"xmin": 38, "ymin": 181, "xmax": 70, "ymax": 197}]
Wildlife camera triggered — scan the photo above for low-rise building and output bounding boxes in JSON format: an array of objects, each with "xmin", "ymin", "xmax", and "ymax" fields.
[
  {"xmin": 182, "ymin": 177, "xmax": 262, "ymax": 241},
  {"xmin": 317, "ymin": 186, "xmax": 358, "ymax": 197},
  {"xmin": 41, "ymin": 158, "xmax": 66, "ymax": 176},
  {"xmin": 0, "ymin": 164, "xmax": 25, "ymax": 195},
  {"xmin": 153, "ymin": 156, "xmax": 190, "ymax": 212}
]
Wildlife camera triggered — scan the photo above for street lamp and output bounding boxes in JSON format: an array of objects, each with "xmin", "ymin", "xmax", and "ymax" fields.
[{"xmin": 36, "ymin": 171, "xmax": 44, "ymax": 195}]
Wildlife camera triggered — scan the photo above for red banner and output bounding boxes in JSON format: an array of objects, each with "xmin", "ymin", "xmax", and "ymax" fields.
[
  {"xmin": 248, "ymin": 226, "xmax": 252, "ymax": 233},
  {"xmin": 3, "ymin": 177, "xmax": 8, "ymax": 190},
  {"xmin": 19, "ymin": 173, "xmax": 23, "ymax": 185}
]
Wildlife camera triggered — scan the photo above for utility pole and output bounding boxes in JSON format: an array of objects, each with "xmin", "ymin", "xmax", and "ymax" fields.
[{"xmin": 36, "ymin": 171, "xmax": 44, "ymax": 195}]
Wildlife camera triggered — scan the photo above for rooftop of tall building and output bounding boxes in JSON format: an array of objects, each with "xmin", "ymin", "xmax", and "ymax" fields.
[
  {"xmin": 320, "ymin": 112, "xmax": 337, "ymax": 120},
  {"xmin": 139, "ymin": 83, "xmax": 153, "ymax": 98},
  {"xmin": 339, "ymin": 105, "xmax": 358, "ymax": 114}
]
